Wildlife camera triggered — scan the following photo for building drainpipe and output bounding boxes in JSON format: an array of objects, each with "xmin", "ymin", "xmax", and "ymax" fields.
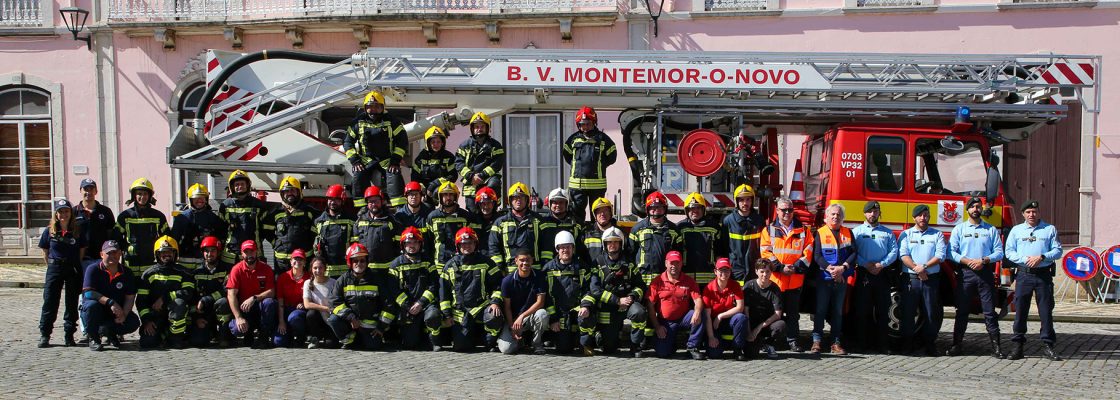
[
  {"xmin": 92, "ymin": 0, "xmax": 120, "ymax": 211},
  {"xmin": 1078, "ymin": 58, "xmax": 1101, "ymax": 248}
]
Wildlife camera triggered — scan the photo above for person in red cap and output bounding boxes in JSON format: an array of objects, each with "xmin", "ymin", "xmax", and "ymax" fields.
[
  {"xmin": 648, "ymin": 250, "xmax": 705, "ymax": 360},
  {"xmin": 702, "ymin": 257, "xmax": 747, "ymax": 360},
  {"xmin": 225, "ymin": 240, "xmax": 278, "ymax": 348},
  {"xmin": 394, "ymin": 181, "xmax": 433, "ymax": 235},
  {"xmin": 273, "ymin": 248, "xmax": 310, "ymax": 347}
]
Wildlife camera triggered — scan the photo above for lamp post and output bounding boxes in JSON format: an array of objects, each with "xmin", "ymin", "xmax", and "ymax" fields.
[
  {"xmin": 59, "ymin": 6, "xmax": 91, "ymax": 49},
  {"xmin": 644, "ymin": 0, "xmax": 665, "ymax": 37}
]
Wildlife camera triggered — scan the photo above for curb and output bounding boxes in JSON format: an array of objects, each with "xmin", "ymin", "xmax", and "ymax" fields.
[{"xmin": 0, "ymin": 281, "xmax": 44, "ymax": 289}]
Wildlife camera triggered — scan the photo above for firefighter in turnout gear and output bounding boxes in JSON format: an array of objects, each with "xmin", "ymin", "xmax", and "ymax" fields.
[
  {"xmin": 539, "ymin": 188, "xmax": 584, "ymax": 266},
  {"xmin": 562, "ymin": 106, "xmax": 617, "ymax": 223},
  {"xmin": 344, "ymin": 90, "xmax": 407, "ymax": 208},
  {"xmin": 455, "ymin": 112, "xmax": 505, "ymax": 213},
  {"xmin": 413, "ymin": 126, "xmax": 458, "ymax": 207},
  {"xmin": 581, "ymin": 227, "xmax": 647, "ymax": 357},
  {"xmin": 581, "ymin": 197, "xmax": 632, "ymax": 263},
  {"xmin": 188, "ymin": 236, "xmax": 234, "ymax": 347},
  {"xmin": 137, "ymin": 236, "xmax": 197, "ymax": 349},
  {"xmin": 327, "ymin": 243, "xmax": 400, "ymax": 350},
  {"xmin": 389, "ymin": 227, "xmax": 442, "ymax": 351},
  {"xmin": 630, "ymin": 191, "xmax": 682, "ymax": 285},
  {"xmin": 170, "ymin": 183, "xmax": 228, "ymax": 269},
  {"xmin": 425, "ymin": 181, "xmax": 479, "ymax": 270},
  {"xmin": 353, "ymin": 186, "xmax": 403, "ymax": 274},
  {"xmin": 313, "ymin": 184, "xmax": 357, "ymax": 277},
  {"xmin": 760, "ymin": 196, "xmax": 814, "ymax": 352},
  {"xmin": 723, "ymin": 184, "xmax": 765, "ymax": 285},
  {"xmin": 473, "ymin": 186, "xmax": 500, "ymax": 258},
  {"xmin": 677, "ymin": 192, "xmax": 726, "ymax": 279},
  {"xmin": 219, "ymin": 170, "xmax": 271, "ymax": 265},
  {"xmin": 438, "ymin": 227, "xmax": 505, "ymax": 352},
  {"xmin": 395, "ymin": 181, "xmax": 432, "ymax": 236},
  {"xmin": 542, "ymin": 230, "xmax": 591, "ymax": 354},
  {"xmin": 489, "ymin": 182, "xmax": 542, "ymax": 272},
  {"xmin": 116, "ymin": 177, "xmax": 171, "ymax": 276},
  {"xmin": 268, "ymin": 177, "xmax": 318, "ymax": 274}
]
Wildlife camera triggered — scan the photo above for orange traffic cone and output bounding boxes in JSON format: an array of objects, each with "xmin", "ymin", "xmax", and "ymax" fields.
[{"xmin": 789, "ymin": 161, "xmax": 805, "ymax": 204}]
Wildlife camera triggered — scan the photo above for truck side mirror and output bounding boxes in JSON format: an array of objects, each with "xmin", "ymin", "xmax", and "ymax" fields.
[{"xmin": 983, "ymin": 153, "xmax": 1001, "ymax": 217}]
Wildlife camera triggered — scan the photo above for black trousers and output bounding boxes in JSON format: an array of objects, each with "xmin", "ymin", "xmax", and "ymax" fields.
[
  {"xmin": 901, "ymin": 273, "xmax": 941, "ymax": 346},
  {"xmin": 953, "ymin": 266, "xmax": 1001, "ymax": 343},
  {"xmin": 39, "ymin": 259, "xmax": 81, "ymax": 337},
  {"xmin": 351, "ymin": 164, "xmax": 404, "ymax": 208},
  {"xmin": 853, "ymin": 270, "xmax": 892, "ymax": 349},
  {"xmin": 569, "ymin": 188, "xmax": 606, "ymax": 225},
  {"xmin": 1012, "ymin": 270, "xmax": 1056, "ymax": 345},
  {"xmin": 780, "ymin": 288, "xmax": 801, "ymax": 344}
]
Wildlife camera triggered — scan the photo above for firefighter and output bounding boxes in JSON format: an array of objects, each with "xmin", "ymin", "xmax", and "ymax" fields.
[
  {"xmin": 473, "ymin": 186, "xmax": 500, "ymax": 258},
  {"xmin": 541, "ymin": 230, "xmax": 590, "ymax": 354},
  {"xmin": 809, "ymin": 203, "xmax": 856, "ymax": 356},
  {"xmin": 395, "ymin": 181, "xmax": 432, "ymax": 233},
  {"xmin": 313, "ymin": 184, "xmax": 357, "ymax": 278},
  {"xmin": 137, "ymin": 236, "xmax": 197, "ymax": 349},
  {"xmin": 722, "ymin": 184, "xmax": 765, "ymax": 285},
  {"xmin": 74, "ymin": 179, "xmax": 116, "ymax": 262},
  {"xmin": 413, "ymin": 126, "xmax": 457, "ymax": 207},
  {"xmin": 760, "ymin": 196, "xmax": 813, "ymax": 352},
  {"xmin": 225, "ymin": 240, "xmax": 278, "ymax": 349},
  {"xmin": 677, "ymin": 192, "xmax": 725, "ymax": 278},
  {"xmin": 219, "ymin": 170, "xmax": 271, "ymax": 265},
  {"xmin": 80, "ymin": 240, "xmax": 141, "ymax": 351},
  {"xmin": 538, "ymin": 188, "xmax": 584, "ymax": 266},
  {"xmin": 851, "ymin": 201, "xmax": 898, "ymax": 355},
  {"xmin": 581, "ymin": 227, "xmax": 647, "ymax": 357},
  {"xmin": 267, "ymin": 176, "xmax": 318, "ymax": 275},
  {"xmin": 38, "ymin": 199, "xmax": 86, "ymax": 348},
  {"xmin": 344, "ymin": 90, "xmax": 407, "ymax": 208},
  {"xmin": 1005, "ymin": 200, "xmax": 1063, "ymax": 361},
  {"xmin": 580, "ymin": 197, "xmax": 632, "ymax": 263},
  {"xmin": 947, "ymin": 196, "xmax": 1005, "ymax": 358},
  {"xmin": 438, "ymin": 227, "xmax": 505, "ymax": 352},
  {"xmin": 328, "ymin": 243, "xmax": 398, "ymax": 350},
  {"xmin": 390, "ymin": 227, "xmax": 442, "ymax": 351},
  {"xmin": 648, "ymin": 251, "xmax": 706, "ymax": 360},
  {"xmin": 562, "ymin": 106, "xmax": 617, "ymax": 223},
  {"xmin": 188, "ymin": 236, "xmax": 234, "ymax": 347},
  {"xmin": 354, "ymin": 185, "xmax": 402, "ymax": 276},
  {"xmin": 425, "ymin": 181, "xmax": 479, "ymax": 270},
  {"xmin": 630, "ymin": 191, "xmax": 681, "ymax": 285},
  {"xmin": 171, "ymin": 183, "xmax": 228, "ymax": 270},
  {"xmin": 489, "ymin": 182, "xmax": 542, "ymax": 272},
  {"xmin": 116, "ymin": 177, "xmax": 170, "ymax": 276},
  {"xmin": 455, "ymin": 112, "xmax": 505, "ymax": 213},
  {"xmin": 898, "ymin": 204, "xmax": 947, "ymax": 357}
]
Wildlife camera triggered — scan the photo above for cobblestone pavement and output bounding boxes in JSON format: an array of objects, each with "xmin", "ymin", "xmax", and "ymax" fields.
[{"xmin": 2, "ymin": 289, "xmax": 1117, "ymax": 399}]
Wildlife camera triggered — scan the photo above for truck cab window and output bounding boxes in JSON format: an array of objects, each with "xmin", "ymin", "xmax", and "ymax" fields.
[
  {"xmin": 866, "ymin": 136, "xmax": 904, "ymax": 193},
  {"xmin": 913, "ymin": 138, "xmax": 986, "ymax": 195}
]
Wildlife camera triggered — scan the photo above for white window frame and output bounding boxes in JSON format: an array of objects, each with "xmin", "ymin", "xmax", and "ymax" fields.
[
  {"xmin": 0, "ymin": 86, "xmax": 54, "ymax": 228},
  {"xmin": 504, "ymin": 113, "xmax": 564, "ymax": 195}
]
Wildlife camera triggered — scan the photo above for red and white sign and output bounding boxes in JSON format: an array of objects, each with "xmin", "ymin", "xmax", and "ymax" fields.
[
  {"xmin": 1037, "ymin": 63, "xmax": 1095, "ymax": 86},
  {"xmin": 664, "ymin": 193, "xmax": 736, "ymax": 208},
  {"xmin": 474, "ymin": 62, "xmax": 832, "ymax": 91}
]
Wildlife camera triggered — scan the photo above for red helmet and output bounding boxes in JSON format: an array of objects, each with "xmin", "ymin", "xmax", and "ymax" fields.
[
  {"xmin": 454, "ymin": 226, "xmax": 478, "ymax": 246},
  {"xmin": 364, "ymin": 185, "xmax": 384, "ymax": 200},
  {"xmin": 645, "ymin": 191, "xmax": 668, "ymax": 208},
  {"xmin": 240, "ymin": 240, "xmax": 258, "ymax": 253},
  {"xmin": 404, "ymin": 181, "xmax": 423, "ymax": 193},
  {"xmin": 575, "ymin": 106, "xmax": 597, "ymax": 125},
  {"xmin": 325, "ymin": 184, "xmax": 346, "ymax": 199},
  {"xmin": 346, "ymin": 243, "xmax": 369, "ymax": 264},
  {"xmin": 200, "ymin": 236, "xmax": 221, "ymax": 250},
  {"xmin": 400, "ymin": 226, "xmax": 424, "ymax": 246},
  {"xmin": 474, "ymin": 186, "xmax": 498, "ymax": 204}
]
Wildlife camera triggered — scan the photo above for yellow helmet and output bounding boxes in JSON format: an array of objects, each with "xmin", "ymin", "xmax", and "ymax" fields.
[
  {"xmin": 129, "ymin": 178, "xmax": 154, "ymax": 194},
  {"xmin": 186, "ymin": 183, "xmax": 210, "ymax": 199},
  {"xmin": 508, "ymin": 182, "xmax": 530, "ymax": 199},
  {"xmin": 425, "ymin": 126, "xmax": 447, "ymax": 142},
  {"xmin": 153, "ymin": 235, "xmax": 179, "ymax": 256},
  {"xmin": 279, "ymin": 176, "xmax": 302, "ymax": 193},
  {"xmin": 684, "ymin": 192, "xmax": 709, "ymax": 209},
  {"xmin": 734, "ymin": 184, "xmax": 756, "ymax": 199},
  {"xmin": 592, "ymin": 197, "xmax": 614, "ymax": 212},
  {"xmin": 469, "ymin": 112, "xmax": 491, "ymax": 126},
  {"xmin": 363, "ymin": 91, "xmax": 385, "ymax": 107},
  {"xmin": 437, "ymin": 181, "xmax": 459, "ymax": 197},
  {"xmin": 228, "ymin": 170, "xmax": 251, "ymax": 186}
]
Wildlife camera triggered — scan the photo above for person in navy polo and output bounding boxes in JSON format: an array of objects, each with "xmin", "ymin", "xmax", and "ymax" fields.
[{"xmin": 80, "ymin": 240, "xmax": 141, "ymax": 351}]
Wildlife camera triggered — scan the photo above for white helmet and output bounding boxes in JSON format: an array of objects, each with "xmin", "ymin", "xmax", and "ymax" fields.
[
  {"xmin": 548, "ymin": 187, "xmax": 570, "ymax": 203},
  {"xmin": 554, "ymin": 230, "xmax": 576, "ymax": 249},
  {"xmin": 601, "ymin": 227, "xmax": 625, "ymax": 243}
]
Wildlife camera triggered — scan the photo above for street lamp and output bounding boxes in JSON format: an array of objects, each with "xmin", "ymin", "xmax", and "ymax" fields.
[
  {"xmin": 59, "ymin": 7, "xmax": 91, "ymax": 49},
  {"xmin": 644, "ymin": 0, "xmax": 665, "ymax": 37}
]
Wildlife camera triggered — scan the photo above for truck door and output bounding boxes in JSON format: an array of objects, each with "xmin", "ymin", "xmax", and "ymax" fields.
[{"xmin": 863, "ymin": 134, "xmax": 908, "ymax": 227}]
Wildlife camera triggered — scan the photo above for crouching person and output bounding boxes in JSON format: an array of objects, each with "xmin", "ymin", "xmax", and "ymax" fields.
[
  {"xmin": 498, "ymin": 249, "xmax": 550, "ymax": 355},
  {"xmin": 225, "ymin": 240, "xmax": 278, "ymax": 348},
  {"xmin": 702, "ymin": 258, "xmax": 747, "ymax": 360},
  {"xmin": 439, "ymin": 227, "xmax": 505, "ymax": 352},
  {"xmin": 274, "ymin": 249, "xmax": 310, "ymax": 347},
  {"xmin": 745, "ymin": 259, "xmax": 786, "ymax": 359},
  {"xmin": 303, "ymin": 257, "xmax": 339, "ymax": 348},
  {"xmin": 581, "ymin": 227, "xmax": 647, "ymax": 357},
  {"xmin": 391, "ymin": 227, "xmax": 443, "ymax": 351},
  {"xmin": 80, "ymin": 240, "xmax": 141, "ymax": 351},
  {"xmin": 189, "ymin": 236, "xmax": 232, "ymax": 347},
  {"xmin": 649, "ymin": 251, "xmax": 705, "ymax": 360},
  {"xmin": 138, "ymin": 236, "xmax": 196, "ymax": 349},
  {"xmin": 328, "ymin": 243, "xmax": 399, "ymax": 350}
]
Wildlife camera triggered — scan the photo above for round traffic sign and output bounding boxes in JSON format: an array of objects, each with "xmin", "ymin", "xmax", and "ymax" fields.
[
  {"xmin": 1099, "ymin": 245, "xmax": 1120, "ymax": 278},
  {"xmin": 678, "ymin": 129, "xmax": 726, "ymax": 178},
  {"xmin": 1061, "ymin": 247, "xmax": 1100, "ymax": 282}
]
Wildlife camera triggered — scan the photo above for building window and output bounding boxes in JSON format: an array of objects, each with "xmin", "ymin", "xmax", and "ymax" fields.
[
  {"xmin": 0, "ymin": 87, "xmax": 53, "ymax": 228},
  {"xmin": 177, "ymin": 82, "xmax": 205, "ymax": 126},
  {"xmin": 505, "ymin": 113, "xmax": 562, "ymax": 195},
  {"xmin": 866, "ymin": 136, "xmax": 905, "ymax": 193}
]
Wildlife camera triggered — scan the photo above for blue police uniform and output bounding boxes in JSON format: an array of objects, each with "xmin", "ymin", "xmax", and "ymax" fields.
[
  {"xmin": 948, "ymin": 219, "xmax": 1004, "ymax": 349},
  {"xmin": 899, "ymin": 225, "xmax": 946, "ymax": 352},
  {"xmin": 37, "ymin": 204, "xmax": 87, "ymax": 345},
  {"xmin": 80, "ymin": 260, "xmax": 142, "ymax": 345},
  {"xmin": 851, "ymin": 221, "xmax": 898, "ymax": 351},
  {"xmin": 1005, "ymin": 221, "xmax": 1062, "ymax": 348}
]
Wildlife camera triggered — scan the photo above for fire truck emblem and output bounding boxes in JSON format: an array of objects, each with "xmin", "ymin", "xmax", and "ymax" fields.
[{"xmin": 938, "ymin": 200, "xmax": 963, "ymax": 225}]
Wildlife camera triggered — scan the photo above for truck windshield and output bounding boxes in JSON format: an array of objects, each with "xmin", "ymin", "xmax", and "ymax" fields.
[{"xmin": 914, "ymin": 138, "xmax": 986, "ymax": 196}]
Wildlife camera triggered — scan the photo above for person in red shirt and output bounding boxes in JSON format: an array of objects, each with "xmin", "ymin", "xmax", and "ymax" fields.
[
  {"xmin": 648, "ymin": 251, "xmax": 705, "ymax": 360},
  {"xmin": 274, "ymin": 248, "xmax": 310, "ymax": 347},
  {"xmin": 703, "ymin": 257, "xmax": 747, "ymax": 360},
  {"xmin": 225, "ymin": 240, "xmax": 278, "ymax": 348}
]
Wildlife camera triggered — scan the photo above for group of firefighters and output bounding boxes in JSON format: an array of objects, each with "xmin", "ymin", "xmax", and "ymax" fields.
[{"xmin": 36, "ymin": 93, "xmax": 1063, "ymax": 361}]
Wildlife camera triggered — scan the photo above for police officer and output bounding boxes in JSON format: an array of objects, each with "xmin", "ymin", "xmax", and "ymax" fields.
[
  {"xmin": 1005, "ymin": 200, "xmax": 1063, "ymax": 361},
  {"xmin": 581, "ymin": 227, "xmax": 647, "ymax": 358},
  {"xmin": 171, "ymin": 183, "xmax": 228, "ymax": 270},
  {"xmin": 678, "ymin": 192, "xmax": 725, "ymax": 279},
  {"xmin": 473, "ymin": 187, "xmax": 500, "ymax": 257},
  {"xmin": 542, "ymin": 230, "xmax": 590, "ymax": 354},
  {"xmin": 947, "ymin": 196, "xmax": 1005, "ymax": 358},
  {"xmin": 328, "ymin": 243, "xmax": 399, "ymax": 350},
  {"xmin": 722, "ymin": 184, "xmax": 765, "ymax": 285},
  {"xmin": 38, "ymin": 199, "xmax": 86, "ymax": 348},
  {"xmin": 390, "ymin": 227, "xmax": 442, "ymax": 351},
  {"xmin": 899, "ymin": 204, "xmax": 947, "ymax": 357},
  {"xmin": 426, "ymin": 182, "xmax": 480, "ymax": 270},
  {"xmin": 395, "ymin": 181, "xmax": 432, "ymax": 232},
  {"xmin": 344, "ymin": 91, "xmax": 407, "ymax": 208},
  {"xmin": 538, "ymin": 188, "xmax": 583, "ymax": 266},
  {"xmin": 313, "ymin": 184, "xmax": 356, "ymax": 278},
  {"xmin": 267, "ymin": 177, "xmax": 318, "ymax": 275},
  {"xmin": 580, "ymin": 197, "xmax": 632, "ymax": 263},
  {"xmin": 562, "ymin": 106, "xmax": 617, "ymax": 223},
  {"xmin": 74, "ymin": 179, "xmax": 116, "ymax": 262},
  {"xmin": 353, "ymin": 186, "xmax": 402, "ymax": 275},
  {"xmin": 80, "ymin": 240, "xmax": 141, "ymax": 351},
  {"xmin": 851, "ymin": 200, "xmax": 898, "ymax": 354},
  {"xmin": 760, "ymin": 196, "xmax": 813, "ymax": 352},
  {"xmin": 438, "ymin": 227, "xmax": 505, "ymax": 352},
  {"xmin": 455, "ymin": 112, "xmax": 505, "ymax": 213},
  {"xmin": 414, "ymin": 126, "xmax": 458, "ymax": 207},
  {"xmin": 189, "ymin": 236, "xmax": 233, "ymax": 347},
  {"xmin": 116, "ymin": 178, "xmax": 170, "ymax": 276},
  {"xmin": 219, "ymin": 170, "xmax": 271, "ymax": 265},
  {"xmin": 489, "ymin": 182, "xmax": 542, "ymax": 272},
  {"xmin": 137, "ymin": 236, "xmax": 197, "ymax": 349}
]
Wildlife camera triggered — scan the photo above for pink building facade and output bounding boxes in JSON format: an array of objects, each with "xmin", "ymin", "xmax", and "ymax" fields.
[{"xmin": 0, "ymin": 0, "xmax": 1115, "ymax": 258}]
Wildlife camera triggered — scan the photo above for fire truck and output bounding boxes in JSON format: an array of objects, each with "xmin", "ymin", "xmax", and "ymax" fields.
[{"xmin": 168, "ymin": 48, "xmax": 1100, "ymax": 336}]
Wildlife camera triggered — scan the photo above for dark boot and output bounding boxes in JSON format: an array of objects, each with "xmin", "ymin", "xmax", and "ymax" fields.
[
  {"xmin": 990, "ymin": 334, "xmax": 1006, "ymax": 359},
  {"xmin": 1042, "ymin": 344, "xmax": 1061, "ymax": 361},
  {"xmin": 946, "ymin": 342, "xmax": 963, "ymax": 356},
  {"xmin": 1008, "ymin": 342, "xmax": 1024, "ymax": 360},
  {"xmin": 64, "ymin": 333, "xmax": 77, "ymax": 347},
  {"xmin": 37, "ymin": 336, "xmax": 50, "ymax": 348}
]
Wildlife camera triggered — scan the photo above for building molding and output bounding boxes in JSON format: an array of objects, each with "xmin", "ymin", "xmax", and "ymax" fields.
[{"xmin": 0, "ymin": 72, "xmax": 66, "ymax": 211}]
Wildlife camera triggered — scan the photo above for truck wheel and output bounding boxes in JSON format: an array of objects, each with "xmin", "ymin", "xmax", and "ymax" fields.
[{"xmin": 887, "ymin": 290, "xmax": 924, "ymax": 339}]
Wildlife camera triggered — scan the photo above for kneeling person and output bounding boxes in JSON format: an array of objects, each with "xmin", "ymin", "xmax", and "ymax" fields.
[
  {"xmin": 81, "ymin": 240, "xmax": 141, "ymax": 351},
  {"xmin": 702, "ymin": 258, "xmax": 747, "ymax": 360},
  {"xmin": 438, "ymin": 227, "xmax": 505, "ymax": 352},
  {"xmin": 744, "ymin": 259, "xmax": 786, "ymax": 359},
  {"xmin": 328, "ymin": 243, "xmax": 399, "ymax": 350},
  {"xmin": 649, "ymin": 251, "xmax": 705, "ymax": 360},
  {"xmin": 498, "ymin": 249, "xmax": 550, "ymax": 355},
  {"xmin": 138, "ymin": 236, "xmax": 197, "ymax": 349},
  {"xmin": 225, "ymin": 240, "xmax": 279, "ymax": 348},
  {"xmin": 390, "ymin": 227, "xmax": 442, "ymax": 351},
  {"xmin": 581, "ymin": 227, "xmax": 647, "ymax": 357}
]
